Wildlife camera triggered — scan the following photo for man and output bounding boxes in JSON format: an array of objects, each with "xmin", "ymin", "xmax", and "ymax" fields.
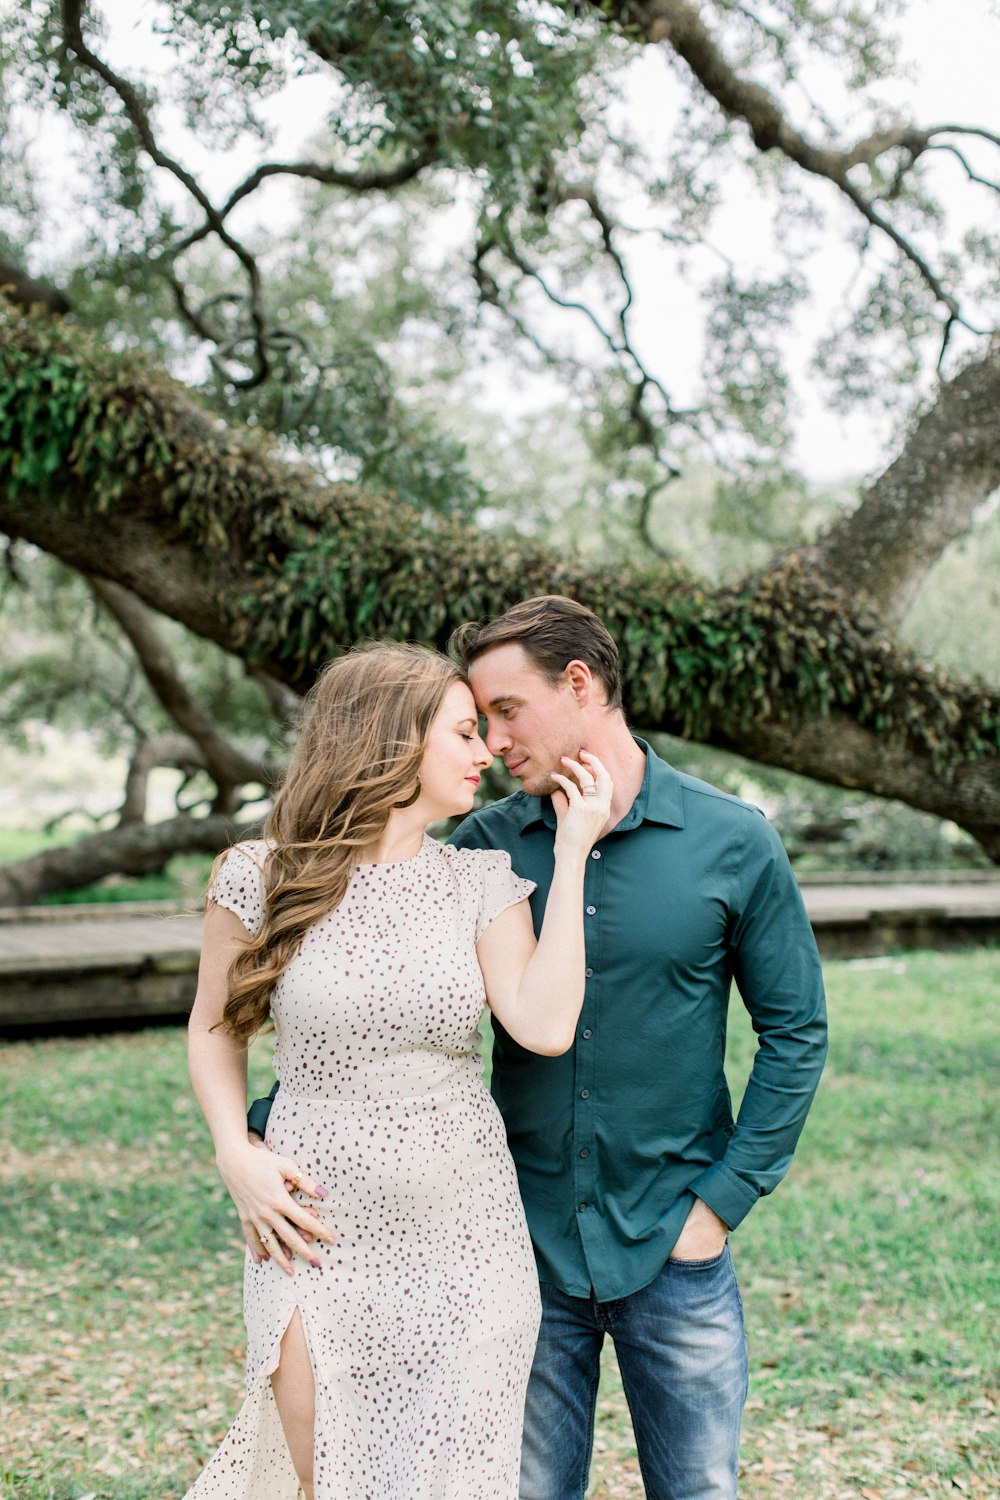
[{"xmin": 248, "ymin": 595, "xmax": 827, "ymax": 1499}]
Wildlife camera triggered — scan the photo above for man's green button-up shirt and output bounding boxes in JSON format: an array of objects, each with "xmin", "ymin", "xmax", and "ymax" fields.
[{"xmin": 449, "ymin": 740, "xmax": 827, "ymax": 1302}]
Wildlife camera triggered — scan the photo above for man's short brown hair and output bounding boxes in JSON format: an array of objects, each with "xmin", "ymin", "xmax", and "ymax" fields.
[{"xmin": 450, "ymin": 595, "xmax": 623, "ymax": 712}]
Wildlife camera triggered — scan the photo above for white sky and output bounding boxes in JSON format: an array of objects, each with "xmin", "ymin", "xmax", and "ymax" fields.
[{"xmin": 17, "ymin": 0, "xmax": 1000, "ymax": 486}]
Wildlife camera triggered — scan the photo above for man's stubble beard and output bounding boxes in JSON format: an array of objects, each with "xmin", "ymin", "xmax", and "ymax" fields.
[
  {"xmin": 520, "ymin": 770, "xmax": 559, "ymax": 797},
  {"xmin": 518, "ymin": 744, "xmax": 585, "ymax": 798}
]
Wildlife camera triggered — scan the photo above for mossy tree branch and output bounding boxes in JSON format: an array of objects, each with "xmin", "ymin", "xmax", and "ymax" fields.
[{"xmin": 2, "ymin": 301, "xmax": 999, "ymax": 862}]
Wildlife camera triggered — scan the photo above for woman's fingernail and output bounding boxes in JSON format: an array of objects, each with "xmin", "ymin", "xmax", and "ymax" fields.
[
  {"xmin": 314, "ymin": 1184, "xmax": 329, "ymax": 1198},
  {"xmin": 309, "ymin": 1258, "xmax": 322, "ymax": 1269}
]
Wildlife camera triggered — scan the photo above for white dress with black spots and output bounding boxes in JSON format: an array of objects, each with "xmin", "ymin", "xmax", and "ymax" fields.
[{"xmin": 184, "ymin": 836, "xmax": 541, "ymax": 1500}]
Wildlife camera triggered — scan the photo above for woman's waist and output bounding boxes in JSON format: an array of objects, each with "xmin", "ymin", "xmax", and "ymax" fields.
[{"xmin": 271, "ymin": 1051, "xmax": 485, "ymax": 1105}]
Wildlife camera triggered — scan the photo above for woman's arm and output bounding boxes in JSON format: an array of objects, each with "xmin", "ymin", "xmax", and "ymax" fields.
[
  {"xmin": 188, "ymin": 903, "xmax": 335, "ymax": 1273},
  {"xmin": 476, "ymin": 752, "xmax": 611, "ymax": 1056}
]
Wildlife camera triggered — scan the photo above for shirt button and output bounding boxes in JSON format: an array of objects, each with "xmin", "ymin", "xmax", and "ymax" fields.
[
  {"xmin": 579, "ymin": 1147, "xmax": 590, "ymax": 1158},
  {"xmin": 580, "ymin": 1088, "xmax": 590, "ymax": 1099},
  {"xmin": 591, "ymin": 850, "xmax": 602, "ymax": 859},
  {"xmin": 585, "ymin": 968, "xmax": 593, "ymax": 978},
  {"xmin": 578, "ymin": 1202, "xmax": 588, "ymax": 1212},
  {"xmin": 581, "ymin": 1028, "xmax": 592, "ymax": 1039},
  {"xmin": 586, "ymin": 905, "xmax": 596, "ymax": 915}
]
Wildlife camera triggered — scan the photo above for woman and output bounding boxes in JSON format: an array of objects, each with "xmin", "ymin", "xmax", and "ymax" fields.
[{"xmin": 185, "ymin": 641, "xmax": 611, "ymax": 1500}]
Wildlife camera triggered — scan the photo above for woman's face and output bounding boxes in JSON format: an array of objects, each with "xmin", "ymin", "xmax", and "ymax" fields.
[{"xmin": 415, "ymin": 681, "xmax": 492, "ymax": 820}]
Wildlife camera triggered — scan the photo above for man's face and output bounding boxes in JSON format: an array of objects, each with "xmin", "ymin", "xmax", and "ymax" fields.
[{"xmin": 468, "ymin": 643, "xmax": 584, "ymax": 796}]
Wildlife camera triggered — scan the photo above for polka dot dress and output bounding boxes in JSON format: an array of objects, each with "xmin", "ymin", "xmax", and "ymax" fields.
[{"xmin": 184, "ymin": 836, "xmax": 541, "ymax": 1500}]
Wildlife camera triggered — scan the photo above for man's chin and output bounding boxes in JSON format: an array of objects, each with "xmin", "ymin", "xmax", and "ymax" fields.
[{"xmin": 519, "ymin": 771, "xmax": 559, "ymax": 797}]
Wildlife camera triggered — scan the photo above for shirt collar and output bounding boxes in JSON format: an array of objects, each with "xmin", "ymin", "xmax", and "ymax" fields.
[{"xmin": 515, "ymin": 737, "xmax": 686, "ymax": 835}]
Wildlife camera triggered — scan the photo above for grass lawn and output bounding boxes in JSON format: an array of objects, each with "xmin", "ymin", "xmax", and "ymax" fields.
[{"xmin": 1, "ymin": 949, "xmax": 996, "ymax": 1499}]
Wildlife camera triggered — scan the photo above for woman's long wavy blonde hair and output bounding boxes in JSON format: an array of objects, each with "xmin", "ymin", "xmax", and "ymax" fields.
[{"xmin": 217, "ymin": 641, "xmax": 463, "ymax": 1041}]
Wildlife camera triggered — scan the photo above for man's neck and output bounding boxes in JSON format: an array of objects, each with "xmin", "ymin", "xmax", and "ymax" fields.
[{"xmin": 582, "ymin": 718, "xmax": 647, "ymax": 833}]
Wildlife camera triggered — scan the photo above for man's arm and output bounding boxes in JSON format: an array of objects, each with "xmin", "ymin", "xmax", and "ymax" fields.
[
  {"xmin": 687, "ymin": 815, "xmax": 828, "ymax": 1233},
  {"xmin": 247, "ymin": 1078, "xmax": 279, "ymax": 1139}
]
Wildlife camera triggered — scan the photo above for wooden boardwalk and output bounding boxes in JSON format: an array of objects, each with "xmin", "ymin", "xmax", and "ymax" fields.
[
  {"xmin": 0, "ymin": 902, "xmax": 203, "ymax": 1030},
  {"xmin": 2, "ymin": 878, "xmax": 999, "ymax": 1031}
]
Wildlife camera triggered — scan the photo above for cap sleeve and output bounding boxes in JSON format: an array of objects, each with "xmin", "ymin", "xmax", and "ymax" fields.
[
  {"xmin": 475, "ymin": 849, "xmax": 536, "ymax": 941},
  {"xmin": 207, "ymin": 841, "xmax": 268, "ymax": 938}
]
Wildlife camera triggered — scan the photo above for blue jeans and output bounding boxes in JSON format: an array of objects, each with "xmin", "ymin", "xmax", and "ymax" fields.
[{"xmin": 518, "ymin": 1245, "xmax": 748, "ymax": 1500}]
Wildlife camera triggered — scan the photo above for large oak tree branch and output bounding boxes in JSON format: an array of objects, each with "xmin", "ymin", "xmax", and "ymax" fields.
[
  {"xmin": 726, "ymin": 718, "xmax": 1000, "ymax": 864},
  {"xmin": 0, "ymin": 812, "xmax": 255, "ymax": 907},
  {"xmin": 117, "ymin": 732, "xmax": 207, "ymax": 827},
  {"xmin": 1, "ymin": 304, "xmax": 998, "ymax": 858}
]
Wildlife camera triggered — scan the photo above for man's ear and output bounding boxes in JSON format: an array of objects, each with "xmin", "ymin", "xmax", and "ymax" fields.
[{"xmin": 563, "ymin": 659, "xmax": 594, "ymax": 703}]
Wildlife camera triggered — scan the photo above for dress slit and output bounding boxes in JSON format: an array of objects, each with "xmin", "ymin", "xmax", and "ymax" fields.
[
  {"xmin": 269, "ymin": 1300, "xmax": 319, "ymax": 1499},
  {"xmin": 184, "ymin": 1284, "xmax": 306, "ymax": 1498}
]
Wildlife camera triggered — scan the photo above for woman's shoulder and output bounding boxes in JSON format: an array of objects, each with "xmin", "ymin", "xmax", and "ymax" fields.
[
  {"xmin": 223, "ymin": 838, "xmax": 272, "ymax": 873},
  {"xmin": 210, "ymin": 839, "xmax": 272, "ymax": 900},
  {"xmin": 208, "ymin": 840, "xmax": 273, "ymax": 934},
  {"xmin": 440, "ymin": 844, "xmax": 535, "ymax": 937},
  {"xmin": 440, "ymin": 843, "xmax": 515, "ymax": 875},
  {"xmin": 440, "ymin": 845, "xmax": 533, "ymax": 904}
]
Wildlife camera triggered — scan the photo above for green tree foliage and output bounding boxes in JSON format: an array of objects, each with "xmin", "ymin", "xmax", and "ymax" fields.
[
  {"xmin": 11, "ymin": 0, "xmax": 994, "ymax": 494},
  {"xmin": 1, "ymin": 0, "xmax": 1000, "ymax": 897}
]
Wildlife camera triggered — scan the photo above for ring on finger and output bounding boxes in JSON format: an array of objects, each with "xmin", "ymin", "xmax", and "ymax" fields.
[
  {"xmin": 259, "ymin": 1232, "xmax": 271, "ymax": 1247},
  {"xmin": 581, "ymin": 786, "xmax": 598, "ymax": 797}
]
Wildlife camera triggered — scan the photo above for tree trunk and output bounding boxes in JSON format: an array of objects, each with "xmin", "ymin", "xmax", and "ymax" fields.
[
  {"xmin": 90, "ymin": 577, "xmax": 280, "ymax": 791},
  {"xmin": 802, "ymin": 343, "xmax": 1000, "ymax": 627}
]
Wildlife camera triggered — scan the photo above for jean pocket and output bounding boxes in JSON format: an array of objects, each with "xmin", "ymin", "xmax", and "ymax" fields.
[{"xmin": 667, "ymin": 1244, "xmax": 729, "ymax": 1271}]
